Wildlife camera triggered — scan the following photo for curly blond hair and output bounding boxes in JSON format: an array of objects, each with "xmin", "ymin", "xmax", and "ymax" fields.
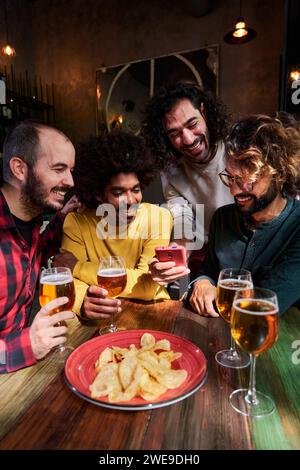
[{"xmin": 225, "ymin": 115, "xmax": 300, "ymax": 197}]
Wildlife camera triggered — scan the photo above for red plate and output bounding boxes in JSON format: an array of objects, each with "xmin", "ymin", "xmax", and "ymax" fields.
[{"xmin": 65, "ymin": 329, "xmax": 207, "ymax": 410}]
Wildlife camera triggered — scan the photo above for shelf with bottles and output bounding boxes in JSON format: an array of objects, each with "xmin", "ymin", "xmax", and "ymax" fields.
[{"xmin": 0, "ymin": 64, "xmax": 56, "ymax": 150}]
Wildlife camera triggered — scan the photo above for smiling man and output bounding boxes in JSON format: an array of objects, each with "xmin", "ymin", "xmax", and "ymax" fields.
[
  {"xmin": 54, "ymin": 131, "xmax": 172, "ymax": 322},
  {"xmin": 0, "ymin": 120, "xmax": 82, "ymax": 373},
  {"xmin": 142, "ymin": 82, "xmax": 233, "ymax": 279},
  {"xmin": 188, "ymin": 115, "xmax": 300, "ymax": 316}
]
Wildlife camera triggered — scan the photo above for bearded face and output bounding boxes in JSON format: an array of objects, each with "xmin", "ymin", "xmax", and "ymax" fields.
[
  {"xmin": 163, "ymin": 99, "xmax": 210, "ymax": 163},
  {"xmin": 19, "ymin": 129, "xmax": 75, "ymax": 217},
  {"xmin": 21, "ymin": 166, "xmax": 71, "ymax": 216}
]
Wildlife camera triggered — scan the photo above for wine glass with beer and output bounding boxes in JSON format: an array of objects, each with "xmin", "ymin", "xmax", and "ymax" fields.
[
  {"xmin": 215, "ymin": 268, "xmax": 253, "ymax": 369},
  {"xmin": 230, "ymin": 287, "xmax": 279, "ymax": 417},
  {"xmin": 97, "ymin": 256, "xmax": 127, "ymax": 334},
  {"xmin": 39, "ymin": 267, "xmax": 75, "ymax": 362}
]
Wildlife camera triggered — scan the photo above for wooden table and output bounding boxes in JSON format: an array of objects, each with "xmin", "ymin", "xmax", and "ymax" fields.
[{"xmin": 0, "ymin": 300, "xmax": 299, "ymax": 450}]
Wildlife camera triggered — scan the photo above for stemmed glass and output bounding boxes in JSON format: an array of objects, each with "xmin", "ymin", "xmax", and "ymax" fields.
[
  {"xmin": 39, "ymin": 267, "xmax": 75, "ymax": 362},
  {"xmin": 97, "ymin": 256, "xmax": 127, "ymax": 334},
  {"xmin": 229, "ymin": 287, "xmax": 279, "ymax": 417},
  {"xmin": 215, "ymin": 268, "xmax": 253, "ymax": 369}
]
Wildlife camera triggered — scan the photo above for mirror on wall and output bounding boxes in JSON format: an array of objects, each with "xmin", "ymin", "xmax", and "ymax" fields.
[{"xmin": 96, "ymin": 45, "xmax": 219, "ymax": 135}]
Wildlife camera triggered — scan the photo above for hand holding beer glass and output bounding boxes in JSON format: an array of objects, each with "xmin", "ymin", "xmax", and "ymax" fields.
[
  {"xmin": 215, "ymin": 268, "xmax": 253, "ymax": 369},
  {"xmin": 39, "ymin": 267, "xmax": 75, "ymax": 362},
  {"xmin": 230, "ymin": 287, "xmax": 279, "ymax": 417},
  {"xmin": 97, "ymin": 256, "xmax": 127, "ymax": 334}
]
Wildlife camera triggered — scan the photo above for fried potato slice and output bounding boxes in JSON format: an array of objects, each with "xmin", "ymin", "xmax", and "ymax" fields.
[
  {"xmin": 153, "ymin": 339, "xmax": 171, "ymax": 351},
  {"xmin": 156, "ymin": 369, "xmax": 188, "ymax": 389},
  {"xmin": 89, "ymin": 333, "xmax": 188, "ymax": 403},
  {"xmin": 140, "ymin": 333, "xmax": 156, "ymax": 350},
  {"xmin": 158, "ymin": 357, "xmax": 172, "ymax": 370},
  {"xmin": 89, "ymin": 363, "xmax": 121, "ymax": 398},
  {"xmin": 118, "ymin": 356, "xmax": 138, "ymax": 390},
  {"xmin": 139, "ymin": 372, "xmax": 167, "ymax": 401},
  {"xmin": 95, "ymin": 347, "xmax": 114, "ymax": 372},
  {"xmin": 159, "ymin": 351, "xmax": 182, "ymax": 362},
  {"xmin": 109, "ymin": 364, "xmax": 143, "ymax": 402}
]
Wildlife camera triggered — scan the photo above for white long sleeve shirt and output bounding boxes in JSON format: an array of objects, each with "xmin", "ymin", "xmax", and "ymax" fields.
[{"xmin": 161, "ymin": 142, "xmax": 233, "ymax": 251}]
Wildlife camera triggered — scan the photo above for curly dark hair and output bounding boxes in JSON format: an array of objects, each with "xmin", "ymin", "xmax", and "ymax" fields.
[
  {"xmin": 225, "ymin": 115, "xmax": 300, "ymax": 198},
  {"xmin": 74, "ymin": 131, "xmax": 158, "ymax": 208},
  {"xmin": 141, "ymin": 81, "xmax": 229, "ymax": 169}
]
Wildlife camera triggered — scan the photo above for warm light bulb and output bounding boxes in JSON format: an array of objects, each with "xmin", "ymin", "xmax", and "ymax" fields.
[
  {"xmin": 1, "ymin": 44, "xmax": 16, "ymax": 57},
  {"xmin": 118, "ymin": 115, "xmax": 123, "ymax": 124},
  {"xmin": 290, "ymin": 70, "xmax": 300, "ymax": 81},
  {"xmin": 96, "ymin": 85, "xmax": 101, "ymax": 100},
  {"xmin": 233, "ymin": 21, "xmax": 248, "ymax": 38}
]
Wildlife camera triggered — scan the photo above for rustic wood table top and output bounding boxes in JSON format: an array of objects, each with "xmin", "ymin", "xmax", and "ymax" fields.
[{"xmin": 0, "ymin": 300, "xmax": 299, "ymax": 450}]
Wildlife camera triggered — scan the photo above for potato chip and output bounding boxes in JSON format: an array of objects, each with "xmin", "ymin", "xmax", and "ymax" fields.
[
  {"xmin": 140, "ymin": 333, "xmax": 156, "ymax": 350},
  {"xmin": 153, "ymin": 339, "xmax": 171, "ymax": 351},
  {"xmin": 156, "ymin": 369, "xmax": 188, "ymax": 389},
  {"xmin": 90, "ymin": 363, "xmax": 121, "ymax": 398},
  {"xmin": 122, "ymin": 364, "xmax": 143, "ymax": 401},
  {"xmin": 89, "ymin": 333, "xmax": 187, "ymax": 403},
  {"xmin": 158, "ymin": 357, "xmax": 172, "ymax": 370},
  {"xmin": 118, "ymin": 356, "xmax": 138, "ymax": 390},
  {"xmin": 139, "ymin": 372, "xmax": 167, "ymax": 400},
  {"xmin": 95, "ymin": 347, "xmax": 114, "ymax": 372},
  {"xmin": 159, "ymin": 351, "xmax": 182, "ymax": 362}
]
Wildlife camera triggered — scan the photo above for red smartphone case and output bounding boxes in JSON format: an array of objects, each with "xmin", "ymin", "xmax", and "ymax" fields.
[{"xmin": 155, "ymin": 245, "xmax": 187, "ymax": 267}]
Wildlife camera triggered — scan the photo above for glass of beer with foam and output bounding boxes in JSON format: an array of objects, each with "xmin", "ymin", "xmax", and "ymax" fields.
[
  {"xmin": 230, "ymin": 287, "xmax": 279, "ymax": 417},
  {"xmin": 39, "ymin": 267, "xmax": 75, "ymax": 361},
  {"xmin": 97, "ymin": 256, "xmax": 127, "ymax": 334},
  {"xmin": 215, "ymin": 268, "xmax": 253, "ymax": 369}
]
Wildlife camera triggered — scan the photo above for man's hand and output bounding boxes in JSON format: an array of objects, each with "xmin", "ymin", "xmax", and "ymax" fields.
[
  {"xmin": 61, "ymin": 195, "xmax": 84, "ymax": 215},
  {"xmin": 52, "ymin": 249, "xmax": 78, "ymax": 272},
  {"xmin": 148, "ymin": 258, "xmax": 190, "ymax": 286},
  {"xmin": 30, "ymin": 297, "xmax": 75, "ymax": 360},
  {"xmin": 189, "ymin": 279, "xmax": 219, "ymax": 317},
  {"xmin": 81, "ymin": 285, "xmax": 121, "ymax": 320}
]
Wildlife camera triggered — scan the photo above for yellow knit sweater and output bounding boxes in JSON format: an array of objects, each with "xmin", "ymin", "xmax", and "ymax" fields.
[{"xmin": 61, "ymin": 203, "xmax": 172, "ymax": 315}]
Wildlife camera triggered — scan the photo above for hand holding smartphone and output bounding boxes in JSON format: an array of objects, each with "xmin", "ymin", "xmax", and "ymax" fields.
[{"xmin": 155, "ymin": 245, "xmax": 187, "ymax": 267}]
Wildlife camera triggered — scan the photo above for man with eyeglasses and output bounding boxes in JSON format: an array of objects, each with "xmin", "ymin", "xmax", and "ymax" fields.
[
  {"xmin": 142, "ymin": 82, "xmax": 233, "ymax": 283},
  {"xmin": 188, "ymin": 114, "xmax": 300, "ymax": 316}
]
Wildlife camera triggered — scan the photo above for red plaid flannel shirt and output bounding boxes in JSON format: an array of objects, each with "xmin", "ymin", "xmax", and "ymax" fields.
[{"xmin": 0, "ymin": 190, "xmax": 66, "ymax": 373}]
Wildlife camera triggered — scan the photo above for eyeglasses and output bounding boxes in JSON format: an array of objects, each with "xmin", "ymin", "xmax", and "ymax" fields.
[{"xmin": 218, "ymin": 171, "xmax": 256, "ymax": 190}]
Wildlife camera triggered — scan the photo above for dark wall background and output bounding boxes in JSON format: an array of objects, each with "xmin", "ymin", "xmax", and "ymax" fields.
[
  {"xmin": 0, "ymin": 0, "xmax": 34, "ymax": 75},
  {"xmin": 0, "ymin": 0, "xmax": 285, "ymax": 142}
]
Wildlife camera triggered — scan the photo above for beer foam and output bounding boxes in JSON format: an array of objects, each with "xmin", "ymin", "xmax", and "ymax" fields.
[
  {"xmin": 218, "ymin": 279, "xmax": 253, "ymax": 290},
  {"xmin": 97, "ymin": 268, "xmax": 126, "ymax": 277},
  {"xmin": 40, "ymin": 273, "xmax": 73, "ymax": 285},
  {"xmin": 233, "ymin": 299, "xmax": 278, "ymax": 315}
]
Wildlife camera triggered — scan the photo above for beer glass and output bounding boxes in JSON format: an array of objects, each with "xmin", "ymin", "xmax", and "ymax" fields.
[
  {"xmin": 39, "ymin": 267, "xmax": 75, "ymax": 362},
  {"xmin": 215, "ymin": 268, "xmax": 253, "ymax": 368},
  {"xmin": 97, "ymin": 256, "xmax": 127, "ymax": 334},
  {"xmin": 230, "ymin": 287, "xmax": 279, "ymax": 417}
]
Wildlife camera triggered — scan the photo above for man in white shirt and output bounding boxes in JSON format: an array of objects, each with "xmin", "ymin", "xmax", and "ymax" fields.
[{"xmin": 142, "ymin": 82, "xmax": 233, "ymax": 282}]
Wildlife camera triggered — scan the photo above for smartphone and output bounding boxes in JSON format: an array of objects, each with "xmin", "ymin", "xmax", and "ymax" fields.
[{"xmin": 155, "ymin": 245, "xmax": 187, "ymax": 267}]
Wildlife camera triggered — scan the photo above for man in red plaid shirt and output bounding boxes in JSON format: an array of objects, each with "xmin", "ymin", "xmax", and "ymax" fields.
[{"xmin": 0, "ymin": 120, "xmax": 82, "ymax": 373}]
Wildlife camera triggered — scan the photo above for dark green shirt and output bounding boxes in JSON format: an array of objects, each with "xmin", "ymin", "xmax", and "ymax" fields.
[{"xmin": 190, "ymin": 198, "xmax": 300, "ymax": 314}]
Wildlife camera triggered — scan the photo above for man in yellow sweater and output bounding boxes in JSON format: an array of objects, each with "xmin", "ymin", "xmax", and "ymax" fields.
[{"xmin": 53, "ymin": 131, "xmax": 172, "ymax": 323}]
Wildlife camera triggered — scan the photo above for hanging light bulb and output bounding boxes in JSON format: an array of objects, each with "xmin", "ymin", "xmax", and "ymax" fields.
[
  {"xmin": 232, "ymin": 19, "xmax": 248, "ymax": 38},
  {"xmin": 2, "ymin": 44, "xmax": 16, "ymax": 57},
  {"xmin": 290, "ymin": 69, "xmax": 300, "ymax": 82},
  {"xmin": 1, "ymin": 0, "xmax": 16, "ymax": 58},
  {"xmin": 224, "ymin": 0, "xmax": 256, "ymax": 45}
]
